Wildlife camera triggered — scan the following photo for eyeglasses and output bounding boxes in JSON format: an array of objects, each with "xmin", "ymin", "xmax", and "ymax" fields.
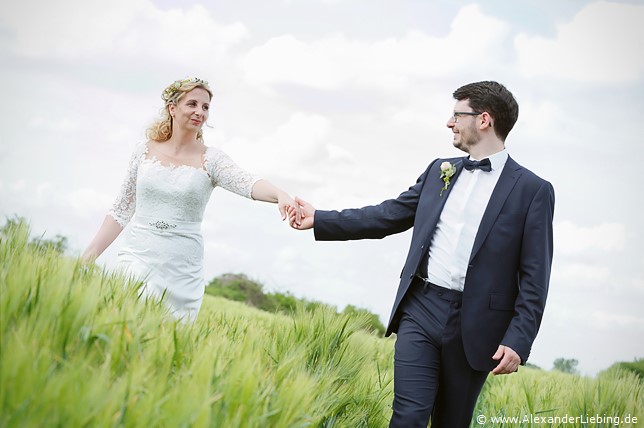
[{"xmin": 450, "ymin": 111, "xmax": 482, "ymax": 123}]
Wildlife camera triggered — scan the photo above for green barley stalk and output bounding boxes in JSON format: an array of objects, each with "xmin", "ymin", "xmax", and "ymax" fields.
[{"xmin": 1, "ymin": 219, "xmax": 642, "ymax": 427}]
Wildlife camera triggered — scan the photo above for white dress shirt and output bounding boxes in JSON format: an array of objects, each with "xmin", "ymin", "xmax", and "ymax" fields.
[{"xmin": 425, "ymin": 149, "xmax": 509, "ymax": 291}]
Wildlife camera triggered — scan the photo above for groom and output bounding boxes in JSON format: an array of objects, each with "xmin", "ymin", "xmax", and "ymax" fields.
[{"xmin": 289, "ymin": 81, "xmax": 554, "ymax": 427}]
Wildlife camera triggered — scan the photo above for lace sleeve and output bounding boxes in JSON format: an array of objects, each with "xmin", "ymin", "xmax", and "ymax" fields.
[
  {"xmin": 205, "ymin": 147, "xmax": 261, "ymax": 199},
  {"xmin": 108, "ymin": 142, "xmax": 147, "ymax": 226}
]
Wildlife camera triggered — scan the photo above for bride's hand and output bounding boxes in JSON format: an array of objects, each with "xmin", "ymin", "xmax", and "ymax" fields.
[
  {"xmin": 288, "ymin": 197, "xmax": 315, "ymax": 230},
  {"xmin": 278, "ymin": 194, "xmax": 302, "ymax": 226}
]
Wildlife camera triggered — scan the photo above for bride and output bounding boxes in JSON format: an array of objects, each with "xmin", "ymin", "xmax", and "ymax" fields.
[{"xmin": 83, "ymin": 77, "xmax": 301, "ymax": 321}]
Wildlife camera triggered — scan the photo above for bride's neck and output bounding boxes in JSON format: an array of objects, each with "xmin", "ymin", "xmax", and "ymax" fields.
[{"xmin": 167, "ymin": 130, "xmax": 200, "ymax": 151}]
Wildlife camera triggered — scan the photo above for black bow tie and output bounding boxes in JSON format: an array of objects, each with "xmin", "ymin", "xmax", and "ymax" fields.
[{"xmin": 463, "ymin": 158, "xmax": 492, "ymax": 172}]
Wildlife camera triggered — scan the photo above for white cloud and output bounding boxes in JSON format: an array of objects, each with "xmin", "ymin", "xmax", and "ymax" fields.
[
  {"xmin": 0, "ymin": 179, "xmax": 111, "ymax": 221},
  {"xmin": 67, "ymin": 188, "xmax": 113, "ymax": 214},
  {"xmin": 0, "ymin": 0, "xmax": 140, "ymax": 58},
  {"xmin": 632, "ymin": 278, "xmax": 644, "ymax": 292},
  {"xmin": 242, "ymin": 34, "xmax": 348, "ymax": 90},
  {"xmin": 552, "ymin": 262, "xmax": 610, "ymax": 284},
  {"xmin": 326, "ymin": 144, "xmax": 354, "ymax": 162},
  {"xmin": 554, "ymin": 221, "xmax": 626, "ymax": 255},
  {"xmin": 515, "ymin": 1, "xmax": 644, "ymax": 83},
  {"xmin": 30, "ymin": 116, "xmax": 79, "ymax": 133},
  {"xmin": 0, "ymin": 0, "xmax": 248, "ymax": 62},
  {"xmin": 8, "ymin": 180, "xmax": 27, "ymax": 192},
  {"xmin": 516, "ymin": 100, "xmax": 565, "ymax": 140},
  {"xmin": 242, "ymin": 5, "xmax": 509, "ymax": 90},
  {"xmin": 590, "ymin": 310, "xmax": 644, "ymax": 331},
  {"xmin": 216, "ymin": 112, "xmax": 335, "ymax": 180},
  {"xmin": 116, "ymin": 4, "xmax": 249, "ymax": 62}
]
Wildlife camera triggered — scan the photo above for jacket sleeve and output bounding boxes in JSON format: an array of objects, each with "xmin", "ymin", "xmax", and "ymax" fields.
[
  {"xmin": 314, "ymin": 162, "xmax": 435, "ymax": 241},
  {"xmin": 501, "ymin": 180, "xmax": 555, "ymax": 362}
]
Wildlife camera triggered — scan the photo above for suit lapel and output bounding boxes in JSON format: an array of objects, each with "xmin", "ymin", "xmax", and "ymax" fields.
[
  {"xmin": 469, "ymin": 156, "xmax": 522, "ymax": 262},
  {"xmin": 420, "ymin": 158, "xmax": 466, "ymax": 246},
  {"xmin": 436, "ymin": 159, "xmax": 466, "ymax": 208}
]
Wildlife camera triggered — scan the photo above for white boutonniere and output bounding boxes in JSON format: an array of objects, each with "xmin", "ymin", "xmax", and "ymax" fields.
[{"xmin": 439, "ymin": 161, "xmax": 456, "ymax": 197}]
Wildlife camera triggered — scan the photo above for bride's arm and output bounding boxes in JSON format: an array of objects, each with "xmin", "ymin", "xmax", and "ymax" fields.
[
  {"xmin": 205, "ymin": 148, "xmax": 302, "ymax": 225},
  {"xmin": 82, "ymin": 216, "xmax": 124, "ymax": 263},
  {"xmin": 251, "ymin": 179, "xmax": 301, "ymax": 225},
  {"xmin": 82, "ymin": 143, "xmax": 144, "ymax": 263}
]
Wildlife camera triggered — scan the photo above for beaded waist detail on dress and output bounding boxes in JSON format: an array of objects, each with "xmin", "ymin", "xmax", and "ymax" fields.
[{"xmin": 133, "ymin": 215, "xmax": 201, "ymax": 233}]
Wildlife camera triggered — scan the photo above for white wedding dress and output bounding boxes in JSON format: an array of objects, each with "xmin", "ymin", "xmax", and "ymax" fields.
[{"xmin": 109, "ymin": 142, "xmax": 259, "ymax": 321}]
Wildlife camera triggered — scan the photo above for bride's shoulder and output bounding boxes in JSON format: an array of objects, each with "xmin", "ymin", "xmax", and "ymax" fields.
[
  {"xmin": 203, "ymin": 145, "xmax": 231, "ymax": 162},
  {"xmin": 121, "ymin": 141, "xmax": 149, "ymax": 163},
  {"xmin": 134, "ymin": 141, "xmax": 151, "ymax": 156}
]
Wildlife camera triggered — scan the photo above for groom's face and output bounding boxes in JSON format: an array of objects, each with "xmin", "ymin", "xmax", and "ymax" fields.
[{"xmin": 449, "ymin": 99, "xmax": 481, "ymax": 153}]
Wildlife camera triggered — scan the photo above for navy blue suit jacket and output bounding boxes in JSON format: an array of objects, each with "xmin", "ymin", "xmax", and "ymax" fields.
[{"xmin": 314, "ymin": 156, "xmax": 555, "ymax": 371}]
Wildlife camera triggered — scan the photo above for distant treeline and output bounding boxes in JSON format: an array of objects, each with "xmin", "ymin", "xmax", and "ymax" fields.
[
  {"xmin": 205, "ymin": 273, "xmax": 386, "ymax": 336},
  {"xmin": 0, "ymin": 216, "xmax": 386, "ymax": 335},
  {"xmin": 617, "ymin": 359, "xmax": 644, "ymax": 380}
]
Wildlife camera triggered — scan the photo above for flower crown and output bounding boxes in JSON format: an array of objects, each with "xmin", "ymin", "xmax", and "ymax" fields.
[{"xmin": 162, "ymin": 77, "xmax": 209, "ymax": 102}]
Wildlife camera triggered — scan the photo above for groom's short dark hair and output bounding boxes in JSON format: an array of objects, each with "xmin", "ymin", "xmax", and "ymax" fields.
[{"xmin": 453, "ymin": 81, "xmax": 519, "ymax": 142}]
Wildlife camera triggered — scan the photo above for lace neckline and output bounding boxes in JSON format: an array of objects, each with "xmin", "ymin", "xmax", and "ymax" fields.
[{"xmin": 142, "ymin": 143, "xmax": 211, "ymax": 176}]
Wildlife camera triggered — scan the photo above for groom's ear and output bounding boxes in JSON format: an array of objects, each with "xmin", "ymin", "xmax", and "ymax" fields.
[{"xmin": 480, "ymin": 112, "xmax": 493, "ymax": 130}]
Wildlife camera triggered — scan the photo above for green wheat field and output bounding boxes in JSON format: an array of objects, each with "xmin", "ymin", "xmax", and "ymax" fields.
[{"xmin": 1, "ymin": 220, "xmax": 642, "ymax": 427}]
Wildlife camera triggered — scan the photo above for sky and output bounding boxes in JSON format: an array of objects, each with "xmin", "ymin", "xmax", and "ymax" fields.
[{"xmin": 1, "ymin": 0, "xmax": 643, "ymax": 376}]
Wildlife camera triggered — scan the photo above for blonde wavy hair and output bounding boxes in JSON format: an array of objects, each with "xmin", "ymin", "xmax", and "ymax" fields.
[{"xmin": 146, "ymin": 77, "xmax": 213, "ymax": 142}]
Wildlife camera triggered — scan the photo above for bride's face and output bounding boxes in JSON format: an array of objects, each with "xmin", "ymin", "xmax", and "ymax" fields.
[{"xmin": 169, "ymin": 87, "xmax": 211, "ymax": 132}]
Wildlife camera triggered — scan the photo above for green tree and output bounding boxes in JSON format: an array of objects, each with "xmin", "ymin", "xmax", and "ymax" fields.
[
  {"xmin": 553, "ymin": 357, "xmax": 579, "ymax": 375},
  {"xmin": 205, "ymin": 273, "xmax": 267, "ymax": 307},
  {"xmin": 265, "ymin": 291, "xmax": 299, "ymax": 313},
  {"xmin": 1, "ymin": 216, "xmax": 68, "ymax": 255},
  {"xmin": 342, "ymin": 305, "xmax": 386, "ymax": 336},
  {"xmin": 205, "ymin": 273, "xmax": 386, "ymax": 336},
  {"xmin": 618, "ymin": 358, "xmax": 644, "ymax": 380},
  {"xmin": 30, "ymin": 234, "xmax": 68, "ymax": 255}
]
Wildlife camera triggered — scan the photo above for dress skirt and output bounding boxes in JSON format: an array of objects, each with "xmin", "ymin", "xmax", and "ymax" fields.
[{"xmin": 117, "ymin": 215, "xmax": 205, "ymax": 321}]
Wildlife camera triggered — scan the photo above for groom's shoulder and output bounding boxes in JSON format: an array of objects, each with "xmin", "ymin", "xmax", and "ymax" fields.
[
  {"xmin": 426, "ymin": 156, "xmax": 464, "ymax": 170},
  {"xmin": 416, "ymin": 156, "xmax": 465, "ymax": 180},
  {"xmin": 440, "ymin": 155, "xmax": 465, "ymax": 162},
  {"xmin": 509, "ymin": 157, "xmax": 553, "ymax": 190}
]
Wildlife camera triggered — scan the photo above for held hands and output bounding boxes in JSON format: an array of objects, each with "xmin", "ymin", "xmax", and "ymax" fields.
[
  {"xmin": 278, "ymin": 193, "xmax": 303, "ymax": 227},
  {"xmin": 287, "ymin": 197, "xmax": 315, "ymax": 230},
  {"xmin": 249, "ymin": 180, "xmax": 303, "ymax": 226},
  {"xmin": 491, "ymin": 345, "xmax": 521, "ymax": 375}
]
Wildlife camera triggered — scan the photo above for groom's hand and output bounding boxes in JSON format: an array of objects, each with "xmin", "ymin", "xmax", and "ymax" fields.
[
  {"xmin": 491, "ymin": 345, "xmax": 521, "ymax": 375},
  {"xmin": 288, "ymin": 196, "xmax": 315, "ymax": 230}
]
